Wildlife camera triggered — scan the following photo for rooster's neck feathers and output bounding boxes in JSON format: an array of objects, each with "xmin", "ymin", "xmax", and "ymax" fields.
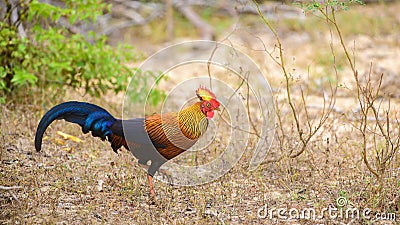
[{"xmin": 178, "ymin": 102, "xmax": 208, "ymax": 139}]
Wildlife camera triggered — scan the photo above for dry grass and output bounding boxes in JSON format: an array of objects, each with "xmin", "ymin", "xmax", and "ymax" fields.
[
  {"xmin": 1, "ymin": 93, "xmax": 398, "ymax": 224},
  {"xmin": 1, "ymin": 2, "xmax": 400, "ymax": 225}
]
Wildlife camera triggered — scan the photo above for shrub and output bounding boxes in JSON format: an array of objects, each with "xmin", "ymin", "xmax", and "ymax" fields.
[{"xmin": 0, "ymin": 0, "xmax": 141, "ymax": 104}]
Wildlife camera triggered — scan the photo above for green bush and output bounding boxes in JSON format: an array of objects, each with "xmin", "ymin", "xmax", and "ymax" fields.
[{"xmin": 0, "ymin": 0, "xmax": 141, "ymax": 104}]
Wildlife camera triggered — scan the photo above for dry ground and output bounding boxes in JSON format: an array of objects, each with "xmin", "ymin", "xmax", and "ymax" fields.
[{"xmin": 1, "ymin": 2, "xmax": 400, "ymax": 224}]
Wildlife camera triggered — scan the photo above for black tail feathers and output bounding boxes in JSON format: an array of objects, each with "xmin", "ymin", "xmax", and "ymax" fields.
[{"xmin": 34, "ymin": 101, "xmax": 116, "ymax": 151}]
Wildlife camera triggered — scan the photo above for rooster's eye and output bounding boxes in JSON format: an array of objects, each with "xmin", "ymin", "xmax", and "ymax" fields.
[{"xmin": 206, "ymin": 102, "xmax": 211, "ymax": 108}]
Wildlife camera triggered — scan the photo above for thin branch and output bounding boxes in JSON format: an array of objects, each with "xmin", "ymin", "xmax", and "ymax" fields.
[
  {"xmin": 0, "ymin": 185, "xmax": 23, "ymax": 190},
  {"xmin": 245, "ymin": 77, "xmax": 260, "ymax": 137}
]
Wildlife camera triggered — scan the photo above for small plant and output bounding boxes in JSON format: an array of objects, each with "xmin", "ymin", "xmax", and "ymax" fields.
[
  {"xmin": 253, "ymin": 0, "xmax": 338, "ymax": 160},
  {"xmin": 312, "ymin": 0, "xmax": 399, "ymax": 206}
]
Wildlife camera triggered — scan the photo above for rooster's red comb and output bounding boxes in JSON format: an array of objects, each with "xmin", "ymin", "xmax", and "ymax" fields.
[{"xmin": 196, "ymin": 86, "xmax": 216, "ymax": 101}]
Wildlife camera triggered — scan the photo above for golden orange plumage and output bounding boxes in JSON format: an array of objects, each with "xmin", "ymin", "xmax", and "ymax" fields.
[{"xmin": 144, "ymin": 102, "xmax": 209, "ymax": 160}]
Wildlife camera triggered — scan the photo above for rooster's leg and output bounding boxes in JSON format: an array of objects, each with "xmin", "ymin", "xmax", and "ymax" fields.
[{"xmin": 147, "ymin": 174, "xmax": 156, "ymax": 198}]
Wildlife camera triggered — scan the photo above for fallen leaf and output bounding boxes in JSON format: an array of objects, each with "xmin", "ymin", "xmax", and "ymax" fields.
[
  {"xmin": 56, "ymin": 131, "xmax": 84, "ymax": 143},
  {"xmin": 52, "ymin": 138, "xmax": 65, "ymax": 146}
]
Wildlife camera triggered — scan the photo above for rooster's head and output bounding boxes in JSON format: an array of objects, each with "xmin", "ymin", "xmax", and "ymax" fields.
[{"xmin": 196, "ymin": 86, "xmax": 220, "ymax": 119}]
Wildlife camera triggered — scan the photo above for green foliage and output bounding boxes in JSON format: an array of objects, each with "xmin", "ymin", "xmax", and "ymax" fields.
[
  {"xmin": 299, "ymin": 0, "xmax": 365, "ymax": 12},
  {"xmin": 0, "ymin": 0, "xmax": 142, "ymax": 104}
]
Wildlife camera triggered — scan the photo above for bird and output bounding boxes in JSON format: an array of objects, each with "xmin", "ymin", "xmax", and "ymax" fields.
[{"xmin": 34, "ymin": 86, "xmax": 220, "ymax": 198}]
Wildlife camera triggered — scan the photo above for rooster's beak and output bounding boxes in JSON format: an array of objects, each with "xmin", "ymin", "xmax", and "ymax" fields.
[{"xmin": 215, "ymin": 107, "xmax": 220, "ymax": 111}]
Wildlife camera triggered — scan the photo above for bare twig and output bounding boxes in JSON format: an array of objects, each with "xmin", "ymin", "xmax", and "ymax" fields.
[
  {"xmin": 0, "ymin": 185, "xmax": 23, "ymax": 205},
  {"xmin": 245, "ymin": 74, "xmax": 260, "ymax": 137},
  {"xmin": 8, "ymin": 191, "xmax": 22, "ymax": 204},
  {"xmin": 0, "ymin": 185, "xmax": 23, "ymax": 190}
]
